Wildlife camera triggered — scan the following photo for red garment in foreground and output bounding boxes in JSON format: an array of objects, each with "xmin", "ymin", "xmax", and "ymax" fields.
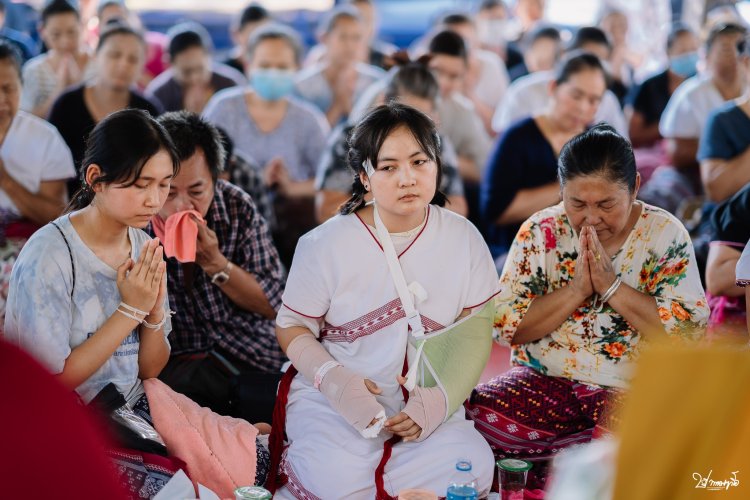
[{"xmin": 0, "ymin": 339, "xmax": 128, "ymax": 499}]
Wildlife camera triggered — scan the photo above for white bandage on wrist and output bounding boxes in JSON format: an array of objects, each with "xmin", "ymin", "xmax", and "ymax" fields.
[
  {"xmin": 286, "ymin": 334, "xmax": 386, "ymax": 437},
  {"xmin": 314, "ymin": 360, "xmax": 342, "ymax": 389},
  {"xmin": 401, "ymin": 385, "xmax": 447, "ymax": 442}
]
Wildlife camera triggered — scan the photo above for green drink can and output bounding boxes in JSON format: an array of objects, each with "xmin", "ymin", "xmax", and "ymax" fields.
[{"xmin": 234, "ymin": 486, "xmax": 273, "ymax": 500}]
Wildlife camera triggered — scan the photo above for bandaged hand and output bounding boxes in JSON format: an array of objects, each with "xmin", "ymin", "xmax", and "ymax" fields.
[
  {"xmin": 286, "ymin": 334, "xmax": 386, "ymax": 436},
  {"xmin": 394, "ymin": 375, "xmax": 447, "ymax": 442},
  {"xmin": 319, "ymin": 365, "xmax": 386, "ymax": 435}
]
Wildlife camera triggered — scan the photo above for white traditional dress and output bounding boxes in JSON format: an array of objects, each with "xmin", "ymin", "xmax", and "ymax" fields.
[{"xmin": 275, "ymin": 205, "xmax": 499, "ymax": 499}]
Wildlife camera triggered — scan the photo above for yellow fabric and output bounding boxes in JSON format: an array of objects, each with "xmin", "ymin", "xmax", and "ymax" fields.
[{"xmin": 613, "ymin": 343, "xmax": 750, "ymax": 499}]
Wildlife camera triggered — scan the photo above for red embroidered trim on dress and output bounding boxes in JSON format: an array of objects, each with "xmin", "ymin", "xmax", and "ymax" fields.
[
  {"xmin": 354, "ymin": 206, "xmax": 431, "ymax": 258},
  {"xmin": 282, "ymin": 451, "xmax": 323, "ymax": 500},
  {"xmin": 320, "ymin": 298, "xmax": 446, "ymax": 343}
]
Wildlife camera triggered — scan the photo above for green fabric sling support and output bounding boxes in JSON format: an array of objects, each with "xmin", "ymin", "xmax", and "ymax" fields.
[
  {"xmin": 372, "ymin": 202, "xmax": 494, "ymax": 420},
  {"xmin": 415, "ymin": 300, "xmax": 495, "ymax": 418}
]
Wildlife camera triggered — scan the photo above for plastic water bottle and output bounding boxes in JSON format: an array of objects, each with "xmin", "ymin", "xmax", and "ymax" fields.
[{"xmin": 446, "ymin": 459, "xmax": 478, "ymax": 500}]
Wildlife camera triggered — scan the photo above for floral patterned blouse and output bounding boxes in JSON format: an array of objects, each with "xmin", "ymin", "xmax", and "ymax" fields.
[{"xmin": 495, "ymin": 202, "xmax": 709, "ymax": 389}]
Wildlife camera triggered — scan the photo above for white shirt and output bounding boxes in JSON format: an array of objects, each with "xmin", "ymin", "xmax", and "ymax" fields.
[
  {"xmin": 20, "ymin": 54, "xmax": 96, "ymax": 112},
  {"xmin": 0, "ymin": 111, "xmax": 75, "ymax": 215},
  {"xmin": 473, "ymin": 49, "xmax": 510, "ymax": 111},
  {"xmin": 491, "ymin": 70, "xmax": 629, "ymax": 138},
  {"xmin": 659, "ymin": 75, "xmax": 725, "ymax": 139},
  {"xmin": 437, "ymin": 93, "xmax": 492, "ymax": 171},
  {"xmin": 277, "ymin": 206, "xmax": 499, "ymax": 406}
]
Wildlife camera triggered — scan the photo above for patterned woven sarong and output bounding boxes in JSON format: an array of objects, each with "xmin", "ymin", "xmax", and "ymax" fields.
[{"xmin": 466, "ymin": 366, "xmax": 624, "ymax": 489}]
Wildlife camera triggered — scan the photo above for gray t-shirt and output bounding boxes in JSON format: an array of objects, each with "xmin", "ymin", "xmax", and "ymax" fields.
[
  {"xmin": 203, "ymin": 87, "xmax": 330, "ymax": 181},
  {"xmin": 3, "ymin": 214, "xmax": 171, "ymax": 403}
]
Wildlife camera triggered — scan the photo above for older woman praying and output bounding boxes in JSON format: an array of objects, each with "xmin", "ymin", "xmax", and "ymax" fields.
[{"xmin": 467, "ymin": 123, "xmax": 709, "ymax": 487}]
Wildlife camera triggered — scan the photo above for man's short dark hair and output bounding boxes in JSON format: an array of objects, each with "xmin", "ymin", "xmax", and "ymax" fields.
[
  {"xmin": 706, "ymin": 22, "xmax": 748, "ymax": 51},
  {"xmin": 428, "ymin": 29, "xmax": 468, "ymax": 61},
  {"xmin": 157, "ymin": 111, "xmax": 226, "ymax": 182},
  {"xmin": 167, "ymin": 22, "xmax": 213, "ymax": 61},
  {"xmin": 479, "ymin": 0, "xmax": 506, "ymax": 10},
  {"xmin": 236, "ymin": 3, "xmax": 270, "ymax": 31},
  {"xmin": 0, "ymin": 40, "xmax": 23, "ymax": 79},
  {"xmin": 666, "ymin": 22, "xmax": 695, "ymax": 52},
  {"xmin": 569, "ymin": 26, "xmax": 612, "ymax": 54},
  {"xmin": 438, "ymin": 12, "xmax": 474, "ymax": 28},
  {"xmin": 41, "ymin": 0, "xmax": 79, "ymax": 25},
  {"xmin": 247, "ymin": 23, "xmax": 303, "ymax": 66},
  {"xmin": 96, "ymin": 0, "xmax": 127, "ymax": 19},
  {"xmin": 525, "ymin": 25, "xmax": 561, "ymax": 50},
  {"xmin": 316, "ymin": 5, "xmax": 361, "ymax": 37}
]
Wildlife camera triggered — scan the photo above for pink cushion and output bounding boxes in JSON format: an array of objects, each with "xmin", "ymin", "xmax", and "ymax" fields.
[{"xmin": 144, "ymin": 378, "xmax": 258, "ymax": 498}]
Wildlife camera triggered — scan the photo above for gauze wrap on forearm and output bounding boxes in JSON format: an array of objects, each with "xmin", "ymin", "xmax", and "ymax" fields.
[
  {"xmin": 402, "ymin": 385, "xmax": 446, "ymax": 442},
  {"xmin": 286, "ymin": 334, "xmax": 386, "ymax": 437}
]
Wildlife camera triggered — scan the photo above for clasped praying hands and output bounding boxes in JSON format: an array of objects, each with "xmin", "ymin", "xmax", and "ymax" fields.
[{"xmin": 571, "ymin": 226, "xmax": 620, "ymax": 302}]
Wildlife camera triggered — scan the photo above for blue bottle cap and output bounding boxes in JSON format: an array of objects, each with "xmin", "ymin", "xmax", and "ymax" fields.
[{"xmin": 456, "ymin": 459, "xmax": 472, "ymax": 472}]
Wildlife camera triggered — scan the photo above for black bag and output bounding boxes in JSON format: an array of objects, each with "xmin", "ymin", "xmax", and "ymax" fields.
[
  {"xmin": 228, "ymin": 371, "xmax": 282, "ymax": 425},
  {"xmin": 88, "ymin": 383, "xmax": 167, "ymax": 456}
]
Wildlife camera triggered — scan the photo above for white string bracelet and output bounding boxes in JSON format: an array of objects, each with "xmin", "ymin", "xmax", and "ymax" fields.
[
  {"xmin": 314, "ymin": 360, "xmax": 342, "ymax": 390},
  {"xmin": 142, "ymin": 309, "xmax": 174, "ymax": 330},
  {"xmin": 116, "ymin": 302, "xmax": 149, "ymax": 324}
]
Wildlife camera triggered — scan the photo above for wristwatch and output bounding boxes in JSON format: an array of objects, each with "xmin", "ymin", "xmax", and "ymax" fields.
[{"xmin": 210, "ymin": 261, "xmax": 233, "ymax": 285}]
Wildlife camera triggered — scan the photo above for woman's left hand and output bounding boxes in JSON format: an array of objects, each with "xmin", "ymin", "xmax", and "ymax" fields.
[
  {"xmin": 384, "ymin": 412, "xmax": 422, "ymax": 442},
  {"xmin": 386, "ymin": 374, "xmax": 424, "ymax": 441},
  {"xmin": 585, "ymin": 227, "xmax": 617, "ymax": 295},
  {"xmin": 148, "ymin": 267, "xmax": 167, "ymax": 320}
]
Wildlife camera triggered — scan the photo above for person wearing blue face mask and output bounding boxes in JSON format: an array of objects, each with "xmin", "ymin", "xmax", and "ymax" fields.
[
  {"xmin": 203, "ymin": 23, "xmax": 330, "ymax": 267},
  {"xmin": 626, "ymin": 23, "xmax": 699, "ymax": 149}
]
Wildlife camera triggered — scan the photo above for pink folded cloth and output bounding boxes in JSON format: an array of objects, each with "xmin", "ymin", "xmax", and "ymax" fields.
[
  {"xmin": 143, "ymin": 378, "xmax": 259, "ymax": 498},
  {"xmin": 151, "ymin": 210, "xmax": 205, "ymax": 263}
]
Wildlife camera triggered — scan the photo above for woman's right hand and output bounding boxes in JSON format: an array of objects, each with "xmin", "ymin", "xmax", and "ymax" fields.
[
  {"xmin": 364, "ymin": 379, "xmax": 383, "ymax": 428},
  {"xmin": 117, "ymin": 238, "xmax": 166, "ymax": 313},
  {"xmin": 570, "ymin": 227, "xmax": 594, "ymax": 300}
]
